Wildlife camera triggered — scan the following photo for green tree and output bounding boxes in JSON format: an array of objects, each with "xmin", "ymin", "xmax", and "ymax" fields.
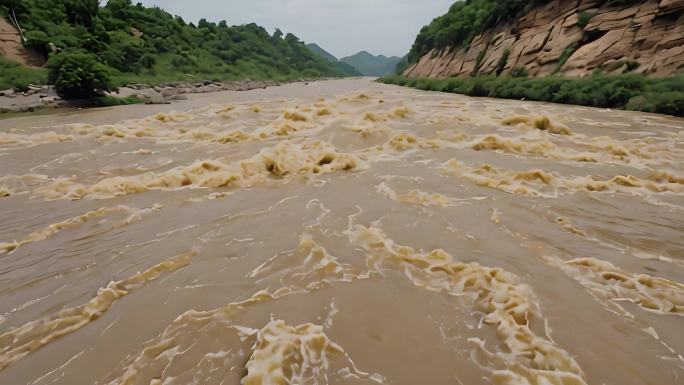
[
  {"xmin": 47, "ymin": 50, "xmax": 114, "ymax": 98},
  {"xmin": 138, "ymin": 53, "xmax": 156, "ymax": 69},
  {"xmin": 101, "ymin": 30, "xmax": 144, "ymax": 71},
  {"xmin": 8, "ymin": 0, "xmax": 345, "ymax": 85},
  {"xmin": 63, "ymin": 0, "xmax": 99, "ymax": 26},
  {"xmin": 25, "ymin": 30, "xmax": 51, "ymax": 57},
  {"xmin": 272, "ymin": 28, "xmax": 283, "ymax": 39},
  {"xmin": 0, "ymin": 0, "xmax": 21, "ymax": 12}
]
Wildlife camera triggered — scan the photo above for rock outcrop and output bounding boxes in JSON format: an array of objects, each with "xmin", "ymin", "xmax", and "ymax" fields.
[{"xmin": 405, "ymin": 0, "xmax": 684, "ymax": 78}]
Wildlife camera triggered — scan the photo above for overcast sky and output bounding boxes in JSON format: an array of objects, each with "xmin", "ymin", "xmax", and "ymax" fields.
[{"xmin": 138, "ymin": 0, "xmax": 454, "ymax": 58}]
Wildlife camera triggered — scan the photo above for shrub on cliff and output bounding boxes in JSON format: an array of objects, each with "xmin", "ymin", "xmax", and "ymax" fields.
[
  {"xmin": 510, "ymin": 67, "xmax": 529, "ymax": 78},
  {"xmin": 47, "ymin": 50, "xmax": 115, "ymax": 98}
]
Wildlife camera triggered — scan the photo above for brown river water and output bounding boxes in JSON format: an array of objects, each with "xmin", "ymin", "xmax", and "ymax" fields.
[{"xmin": 0, "ymin": 78, "xmax": 682, "ymax": 385}]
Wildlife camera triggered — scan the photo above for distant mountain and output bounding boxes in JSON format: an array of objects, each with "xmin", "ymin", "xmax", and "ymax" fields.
[
  {"xmin": 306, "ymin": 43, "xmax": 338, "ymax": 63},
  {"xmin": 306, "ymin": 43, "xmax": 362, "ymax": 77},
  {"xmin": 340, "ymin": 51, "xmax": 402, "ymax": 77}
]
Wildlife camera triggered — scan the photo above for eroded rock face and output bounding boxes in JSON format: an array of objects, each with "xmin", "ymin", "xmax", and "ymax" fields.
[
  {"xmin": 405, "ymin": 0, "xmax": 684, "ymax": 78},
  {"xmin": 0, "ymin": 17, "xmax": 44, "ymax": 67}
]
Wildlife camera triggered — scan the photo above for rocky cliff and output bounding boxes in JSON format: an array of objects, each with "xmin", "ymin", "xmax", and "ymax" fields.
[{"xmin": 405, "ymin": 0, "xmax": 684, "ymax": 78}]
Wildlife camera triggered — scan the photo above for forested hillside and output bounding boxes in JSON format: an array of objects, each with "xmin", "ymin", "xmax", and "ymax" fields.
[{"xmin": 0, "ymin": 0, "xmax": 344, "ymax": 93}]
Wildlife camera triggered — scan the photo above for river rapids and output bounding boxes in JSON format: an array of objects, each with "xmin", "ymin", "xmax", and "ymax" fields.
[{"xmin": 0, "ymin": 79, "xmax": 682, "ymax": 385}]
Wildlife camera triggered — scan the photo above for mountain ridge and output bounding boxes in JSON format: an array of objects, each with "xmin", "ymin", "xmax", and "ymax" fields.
[
  {"xmin": 340, "ymin": 51, "xmax": 402, "ymax": 77},
  {"xmin": 305, "ymin": 43, "xmax": 338, "ymax": 63},
  {"xmin": 305, "ymin": 43, "xmax": 362, "ymax": 76}
]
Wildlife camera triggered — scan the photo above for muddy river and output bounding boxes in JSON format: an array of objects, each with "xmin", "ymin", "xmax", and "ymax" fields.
[{"xmin": 0, "ymin": 78, "xmax": 682, "ymax": 385}]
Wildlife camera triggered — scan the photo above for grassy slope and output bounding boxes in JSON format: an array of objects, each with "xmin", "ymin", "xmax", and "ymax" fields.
[
  {"xmin": 379, "ymin": 74, "xmax": 684, "ymax": 117},
  {"xmin": 0, "ymin": 56, "xmax": 47, "ymax": 90}
]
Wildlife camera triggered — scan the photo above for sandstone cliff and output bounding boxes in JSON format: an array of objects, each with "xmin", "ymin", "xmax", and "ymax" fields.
[{"xmin": 405, "ymin": 0, "xmax": 684, "ymax": 78}]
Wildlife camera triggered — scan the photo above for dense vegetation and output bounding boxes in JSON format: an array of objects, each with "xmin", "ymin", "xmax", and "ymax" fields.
[
  {"xmin": 0, "ymin": 0, "xmax": 344, "ymax": 97},
  {"xmin": 0, "ymin": 56, "xmax": 46, "ymax": 90},
  {"xmin": 379, "ymin": 74, "xmax": 684, "ymax": 117},
  {"xmin": 46, "ymin": 50, "xmax": 112, "ymax": 98},
  {"xmin": 407, "ymin": 0, "xmax": 643, "ymax": 65}
]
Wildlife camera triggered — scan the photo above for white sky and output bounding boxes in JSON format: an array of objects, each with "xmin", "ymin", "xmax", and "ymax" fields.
[{"xmin": 137, "ymin": 0, "xmax": 454, "ymax": 58}]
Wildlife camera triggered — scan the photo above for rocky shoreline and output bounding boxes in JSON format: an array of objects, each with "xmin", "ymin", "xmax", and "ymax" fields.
[{"xmin": 0, "ymin": 79, "xmax": 316, "ymax": 114}]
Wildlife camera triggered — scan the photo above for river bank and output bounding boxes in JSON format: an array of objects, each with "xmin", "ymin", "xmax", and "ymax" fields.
[
  {"xmin": 0, "ymin": 78, "xmax": 374, "ymax": 128},
  {"xmin": 380, "ymin": 74, "xmax": 684, "ymax": 117},
  {"xmin": 0, "ymin": 78, "xmax": 331, "ymax": 115}
]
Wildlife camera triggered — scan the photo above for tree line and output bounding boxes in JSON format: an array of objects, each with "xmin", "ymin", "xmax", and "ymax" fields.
[{"xmin": 0, "ymin": 0, "xmax": 342, "ymax": 98}]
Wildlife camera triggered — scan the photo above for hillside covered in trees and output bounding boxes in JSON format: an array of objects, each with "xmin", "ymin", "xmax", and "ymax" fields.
[{"xmin": 0, "ymin": 0, "xmax": 345, "ymax": 95}]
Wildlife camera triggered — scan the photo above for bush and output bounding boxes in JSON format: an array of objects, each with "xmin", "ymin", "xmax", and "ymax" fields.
[
  {"xmin": 24, "ymin": 30, "xmax": 51, "ymax": 58},
  {"xmin": 377, "ymin": 73, "xmax": 684, "ymax": 117},
  {"xmin": 47, "ymin": 50, "xmax": 115, "ymax": 98},
  {"xmin": 511, "ymin": 66, "xmax": 529, "ymax": 78},
  {"xmin": 138, "ymin": 53, "xmax": 156, "ymax": 69},
  {"xmin": 496, "ymin": 49, "xmax": 510, "ymax": 76},
  {"xmin": 626, "ymin": 92, "xmax": 684, "ymax": 116},
  {"xmin": 0, "ymin": 56, "xmax": 47, "ymax": 90},
  {"xmin": 101, "ymin": 30, "xmax": 145, "ymax": 72},
  {"xmin": 95, "ymin": 95, "xmax": 144, "ymax": 106},
  {"xmin": 577, "ymin": 11, "xmax": 594, "ymax": 28},
  {"xmin": 554, "ymin": 45, "xmax": 577, "ymax": 74}
]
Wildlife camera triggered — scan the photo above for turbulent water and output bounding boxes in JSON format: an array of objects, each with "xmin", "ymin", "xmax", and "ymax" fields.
[{"xmin": 0, "ymin": 78, "xmax": 682, "ymax": 385}]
